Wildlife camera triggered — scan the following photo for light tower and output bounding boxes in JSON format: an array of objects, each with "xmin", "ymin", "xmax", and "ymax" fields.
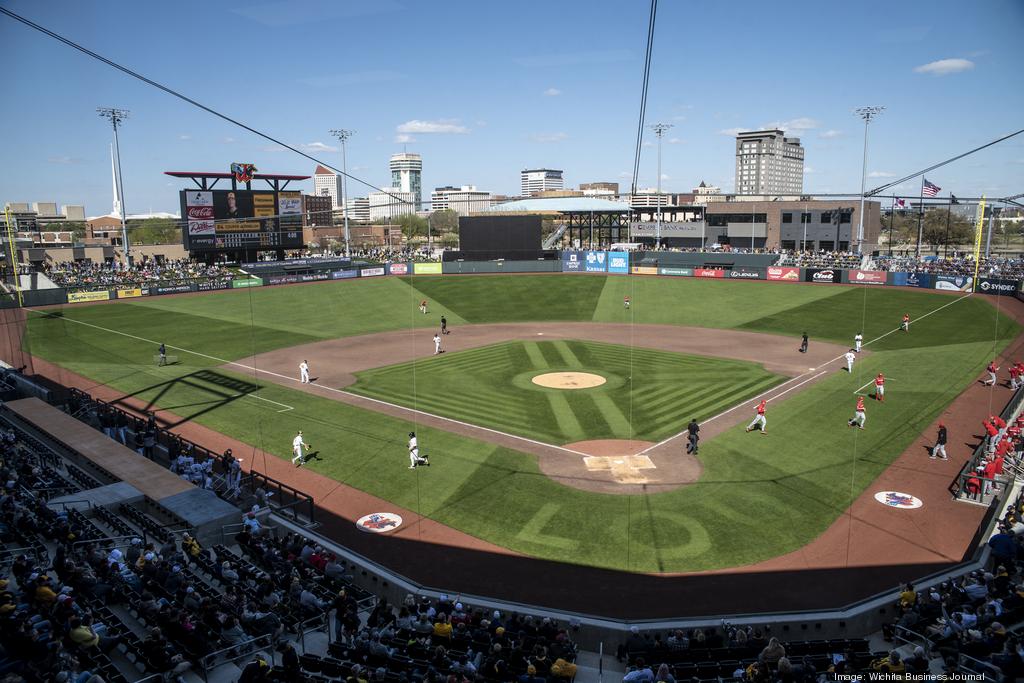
[
  {"xmin": 329, "ymin": 128, "xmax": 355, "ymax": 257},
  {"xmin": 853, "ymin": 106, "xmax": 884, "ymax": 253},
  {"xmin": 97, "ymin": 107, "xmax": 131, "ymax": 263},
  {"xmin": 649, "ymin": 123, "xmax": 673, "ymax": 249}
]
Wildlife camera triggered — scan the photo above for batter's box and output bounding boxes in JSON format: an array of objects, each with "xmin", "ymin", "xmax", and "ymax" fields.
[{"xmin": 584, "ymin": 455, "xmax": 656, "ymax": 484}]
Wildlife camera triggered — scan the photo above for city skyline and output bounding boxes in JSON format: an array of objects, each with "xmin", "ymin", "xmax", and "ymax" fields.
[{"xmin": 1, "ymin": 0, "xmax": 1022, "ymax": 215}]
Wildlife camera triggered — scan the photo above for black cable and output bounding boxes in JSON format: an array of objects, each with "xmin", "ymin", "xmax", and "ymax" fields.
[
  {"xmin": 866, "ymin": 128, "xmax": 1024, "ymax": 197},
  {"xmin": 0, "ymin": 6, "xmax": 408, "ymax": 205},
  {"xmin": 629, "ymin": 0, "xmax": 658, "ymax": 199}
]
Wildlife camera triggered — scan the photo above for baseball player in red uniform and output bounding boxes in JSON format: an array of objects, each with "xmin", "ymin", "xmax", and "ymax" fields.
[
  {"xmin": 1010, "ymin": 364, "xmax": 1020, "ymax": 390},
  {"xmin": 901, "ymin": 313, "xmax": 910, "ymax": 332},
  {"xmin": 984, "ymin": 360, "xmax": 1000, "ymax": 386},
  {"xmin": 848, "ymin": 396, "xmax": 866, "ymax": 429},
  {"xmin": 745, "ymin": 400, "xmax": 767, "ymax": 434},
  {"xmin": 874, "ymin": 373, "xmax": 885, "ymax": 402},
  {"xmin": 624, "ymin": 295, "xmax": 631, "ymax": 309}
]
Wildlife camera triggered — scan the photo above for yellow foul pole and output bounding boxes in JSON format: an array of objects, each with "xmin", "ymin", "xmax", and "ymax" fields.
[{"xmin": 972, "ymin": 197, "xmax": 985, "ymax": 292}]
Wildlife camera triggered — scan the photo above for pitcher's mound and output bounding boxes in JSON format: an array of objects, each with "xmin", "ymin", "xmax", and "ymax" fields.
[{"xmin": 532, "ymin": 372, "xmax": 606, "ymax": 389}]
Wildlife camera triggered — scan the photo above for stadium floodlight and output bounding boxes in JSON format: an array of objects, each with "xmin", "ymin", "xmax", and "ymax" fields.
[
  {"xmin": 98, "ymin": 107, "xmax": 131, "ymax": 263},
  {"xmin": 853, "ymin": 106, "xmax": 884, "ymax": 254},
  {"xmin": 649, "ymin": 123, "xmax": 674, "ymax": 249},
  {"xmin": 329, "ymin": 129, "xmax": 355, "ymax": 257}
]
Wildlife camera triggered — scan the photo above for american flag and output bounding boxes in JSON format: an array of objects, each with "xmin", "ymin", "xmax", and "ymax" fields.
[{"xmin": 922, "ymin": 179, "xmax": 941, "ymax": 197}]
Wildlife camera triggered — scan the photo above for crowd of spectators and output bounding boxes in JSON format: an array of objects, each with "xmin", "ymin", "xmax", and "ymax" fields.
[
  {"xmin": 874, "ymin": 254, "xmax": 1024, "ymax": 279},
  {"xmin": 774, "ymin": 250, "xmax": 863, "ymax": 270},
  {"xmin": 43, "ymin": 258, "xmax": 233, "ymax": 290}
]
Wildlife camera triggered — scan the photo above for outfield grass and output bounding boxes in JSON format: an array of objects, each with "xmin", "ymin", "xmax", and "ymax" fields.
[
  {"xmin": 23, "ymin": 275, "xmax": 1021, "ymax": 572},
  {"xmin": 349, "ymin": 339, "xmax": 784, "ymax": 443}
]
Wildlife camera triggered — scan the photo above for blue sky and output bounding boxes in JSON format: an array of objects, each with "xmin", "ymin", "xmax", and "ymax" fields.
[{"xmin": 2, "ymin": 0, "xmax": 1022, "ymax": 215}]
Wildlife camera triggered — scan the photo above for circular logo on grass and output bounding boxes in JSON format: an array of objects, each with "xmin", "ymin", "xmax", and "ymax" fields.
[
  {"xmin": 874, "ymin": 491, "xmax": 923, "ymax": 509},
  {"xmin": 356, "ymin": 512, "xmax": 403, "ymax": 533}
]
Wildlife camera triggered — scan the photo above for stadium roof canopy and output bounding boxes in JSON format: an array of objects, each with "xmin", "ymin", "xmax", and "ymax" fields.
[{"xmin": 485, "ymin": 197, "xmax": 630, "ymax": 214}]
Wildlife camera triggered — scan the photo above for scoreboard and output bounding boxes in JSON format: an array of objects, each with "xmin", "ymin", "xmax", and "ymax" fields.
[{"xmin": 181, "ymin": 189, "xmax": 303, "ymax": 252}]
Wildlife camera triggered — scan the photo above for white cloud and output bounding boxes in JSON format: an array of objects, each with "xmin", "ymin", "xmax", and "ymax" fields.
[
  {"xmin": 299, "ymin": 141, "xmax": 338, "ymax": 153},
  {"xmin": 261, "ymin": 145, "xmax": 286, "ymax": 153},
  {"xmin": 396, "ymin": 119, "xmax": 469, "ymax": 134},
  {"xmin": 660, "ymin": 173, "xmax": 670, "ymax": 180},
  {"xmin": 819, "ymin": 129, "xmax": 843, "ymax": 139},
  {"xmin": 178, "ymin": 134, "xmax": 192, "ymax": 141},
  {"xmin": 528, "ymin": 132, "xmax": 568, "ymax": 143},
  {"xmin": 642, "ymin": 141, "xmax": 653, "ymax": 147},
  {"xmin": 617, "ymin": 171, "xmax": 631, "ymax": 178},
  {"xmin": 543, "ymin": 88, "xmax": 561, "ymax": 97},
  {"xmin": 765, "ymin": 117, "xmax": 819, "ymax": 132},
  {"xmin": 718, "ymin": 127, "xmax": 746, "ymax": 137},
  {"xmin": 804, "ymin": 167, "xmax": 816, "ymax": 174},
  {"xmin": 668, "ymin": 138, "xmax": 684, "ymax": 144},
  {"xmin": 913, "ymin": 58, "xmax": 974, "ymax": 76},
  {"xmin": 223, "ymin": 137, "xmax": 236, "ymax": 144},
  {"xmin": 393, "ymin": 134, "xmax": 416, "ymax": 144},
  {"xmin": 868, "ymin": 171, "xmax": 896, "ymax": 178}
]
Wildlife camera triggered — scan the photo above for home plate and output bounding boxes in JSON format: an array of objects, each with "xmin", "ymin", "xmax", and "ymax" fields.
[{"xmin": 584, "ymin": 455, "xmax": 656, "ymax": 484}]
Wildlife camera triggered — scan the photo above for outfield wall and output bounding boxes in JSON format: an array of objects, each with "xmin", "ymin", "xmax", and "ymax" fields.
[{"xmin": 8, "ymin": 253, "xmax": 1021, "ymax": 307}]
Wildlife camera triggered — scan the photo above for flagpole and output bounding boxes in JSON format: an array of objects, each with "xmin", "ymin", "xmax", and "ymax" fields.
[
  {"xmin": 943, "ymin": 194, "xmax": 952, "ymax": 260},
  {"xmin": 915, "ymin": 178, "xmax": 925, "ymax": 259},
  {"xmin": 888, "ymin": 197, "xmax": 896, "ymax": 257}
]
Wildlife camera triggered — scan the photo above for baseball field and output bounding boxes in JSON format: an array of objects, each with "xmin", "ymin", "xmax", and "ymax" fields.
[{"xmin": 23, "ymin": 274, "xmax": 1021, "ymax": 573}]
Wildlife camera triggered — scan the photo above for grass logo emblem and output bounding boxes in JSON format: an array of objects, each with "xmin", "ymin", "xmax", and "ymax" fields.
[
  {"xmin": 873, "ymin": 491, "xmax": 923, "ymax": 509},
  {"xmin": 356, "ymin": 512, "xmax": 404, "ymax": 533}
]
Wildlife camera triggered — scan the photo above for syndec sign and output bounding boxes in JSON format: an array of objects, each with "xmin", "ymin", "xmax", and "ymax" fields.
[{"xmin": 977, "ymin": 278, "xmax": 1019, "ymax": 295}]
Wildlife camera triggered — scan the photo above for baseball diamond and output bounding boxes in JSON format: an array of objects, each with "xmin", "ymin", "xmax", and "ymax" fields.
[{"xmin": 23, "ymin": 274, "xmax": 1020, "ymax": 573}]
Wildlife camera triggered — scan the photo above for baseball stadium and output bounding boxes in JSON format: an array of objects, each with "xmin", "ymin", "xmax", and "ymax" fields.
[{"xmin": 4, "ymin": 2, "xmax": 1024, "ymax": 683}]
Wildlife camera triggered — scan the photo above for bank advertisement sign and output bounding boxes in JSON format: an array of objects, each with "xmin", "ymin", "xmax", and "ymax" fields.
[
  {"xmin": 934, "ymin": 275, "xmax": 973, "ymax": 292},
  {"xmin": 607, "ymin": 252, "xmax": 629, "ymax": 274},
  {"xmin": 659, "ymin": 267, "xmax": 693, "ymax": 277},
  {"xmin": 892, "ymin": 272, "xmax": 932, "ymax": 289},
  {"xmin": 413, "ymin": 262, "xmax": 442, "ymax": 275},
  {"xmin": 850, "ymin": 270, "xmax": 886, "ymax": 285},
  {"xmin": 584, "ymin": 250, "xmax": 607, "ymax": 272},
  {"xmin": 561, "ymin": 251, "xmax": 585, "ymax": 272}
]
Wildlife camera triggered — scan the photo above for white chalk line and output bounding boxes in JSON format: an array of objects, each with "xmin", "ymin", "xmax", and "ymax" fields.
[
  {"xmin": 32, "ymin": 291, "xmax": 972, "ymax": 459},
  {"xmin": 28, "ymin": 309, "xmax": 588, "ymax": 458},
  {"xmin": 636, "ymin": 292, "xmax": 974, "ymax": 455}
]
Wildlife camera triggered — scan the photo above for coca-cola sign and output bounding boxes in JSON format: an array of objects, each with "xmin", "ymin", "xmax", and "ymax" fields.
[{"xmin": 187, "ymin": 206, "xmax": 214, "ymax": 219}]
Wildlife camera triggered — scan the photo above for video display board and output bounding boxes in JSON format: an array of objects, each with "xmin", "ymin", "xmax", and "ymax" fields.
[{"xmin": 181, "ymin": 189, "xmax": 303, "ymax": 251}]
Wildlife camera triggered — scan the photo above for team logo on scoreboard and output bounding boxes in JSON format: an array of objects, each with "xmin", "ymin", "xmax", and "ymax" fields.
[
  {"xmin": 355, "ymin": 512, "xmax": 403, "ymax": 533},
  {"xmin": 230, "ymin": 163, "xmax": 258, "ymax": 183}
]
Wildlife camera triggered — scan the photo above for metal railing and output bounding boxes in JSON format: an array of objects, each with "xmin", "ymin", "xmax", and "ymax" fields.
[
  {"xmin": 199, "ymin": 632, "xmax": 275, "ymax": 682},
  {"xmin": 46, "ymin": 498, "xmax": 93, "ymax": 512}
]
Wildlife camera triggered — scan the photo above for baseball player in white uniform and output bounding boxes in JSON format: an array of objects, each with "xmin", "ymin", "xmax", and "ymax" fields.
[
  {"xmin": 433, "ymin": 333, "xmax": 442, "ymax": 355},
  {"xmin": 291, "ymin": 430, "xmax": 309, "ymax": 466},
  {"xmin": 299, "ymin": 360, "xmax": 310, "ymax": 384},
  {"xmin": 854, "ymin": 333, "xmax": 863, "ymax": 353},
  {"xmin": 845, "ymin": 350, "xmax": 856, "ymax": 373},
  {"xmin": 408, "ymin": 431, "xmax": 429, "ymax": 468}
]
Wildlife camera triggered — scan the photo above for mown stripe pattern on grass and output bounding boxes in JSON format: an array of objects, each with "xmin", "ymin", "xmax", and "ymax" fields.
[{"xmin": 349, "ymin": 339, "xmax": 786, "ymax": 444}]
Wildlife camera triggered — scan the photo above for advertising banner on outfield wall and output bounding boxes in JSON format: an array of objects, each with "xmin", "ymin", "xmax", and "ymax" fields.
[
  {"xmin": 976, "ymin": 278, "xmax": 1019, "ymax": 295},
  {"xmin": 850, "ymin": 270, "xmax": 886, "ymax": 285},
  {"xmin": 197, "ymin": 279, "xmax": 232, "ymax": 291},
  {"xmin": 694, "ymin": 268, "xmax": 724, "ymax": 278},
  {"xmin": 330, "ymin": 270, "xmax": 358, "ymax": 280},
  {"xmin": 766, "ymin": 266, "xmax": 800, "ymax": 282},
  {"xmin": 388, "ymin": 263, "xmax": 409, "ymax": 275},
  {"xmin": 116, "ymin": 288, "xmax": 143, "ymax": 299},
  {"xmin": 231, "ymin": 278, "xmax": 262, "ymax": 288},
  {"xmin": 584, "ymin": 251, "xmax": 607, "ymax": 272},
  {"xmin": 935, "ymin": 275, "xmax": 973, "ymax": 292},
  {"xmin": 300, "ymin": 273, "xmax": 330, "ymax": 282},
  {"xmin": 413, "ymin": 262, "xmax": 442, "ymax": 275},
  {"xmin": 152, "ymin": 284, "xmax": 195, "ymax": 295},
  {"xmin": 805, "ymin": 268, "xmax": 839, "ymax": 284},
  {"xmin": 631, "ymin": 266, "xmax": 658, "ymax": 275},
  {"xmin": 267, "ymin": 275, "xmax": 299, "ymax": 285},
  {"xmin": 607, "ymin": 252, "xmax": 629, "ymax": 274},
  {"xmin": 659, "ymin": 267, "xmax": 693, "ymax": 276},
  {"xmin": 728, "ymin": 267, "xmax": 764, "ymax": 280},
  {"xmin": 360, "ymin": 267, "xmax": 385, "ymax": 277},
  {"xmin": 891, "ymin": 272, "xmax": 932, "ymax": 288},
  {"xmin": 561, "ymin": 251, "xmax": 584, "ymax": 272},
  {"xmin": 67, "ymin": 290, "xmax": 111, "ymax": 303}
]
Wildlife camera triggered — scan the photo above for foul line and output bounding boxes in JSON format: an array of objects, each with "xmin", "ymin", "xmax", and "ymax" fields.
[
  {"xmin": 636, "ymin": 292, "xmax": 973, "ymax": 456},
  {"xmin": 27, "ymin": 308, "xmax": 589, "ymax": 458}
]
